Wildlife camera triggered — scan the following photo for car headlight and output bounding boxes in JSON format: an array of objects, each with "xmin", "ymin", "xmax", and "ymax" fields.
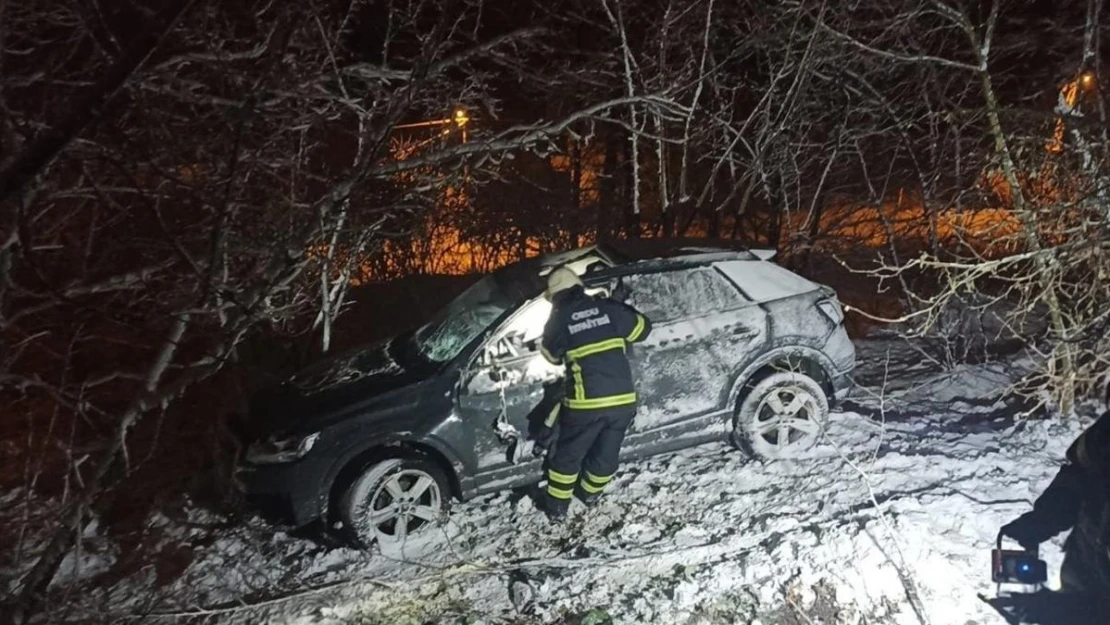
[{"xmin": 245, "ymin": 432, "xmax": 320, "ymax": 465}]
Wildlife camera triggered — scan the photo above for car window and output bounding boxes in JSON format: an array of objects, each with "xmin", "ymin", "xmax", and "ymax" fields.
[
  {"xmin": 414, "ymin": 274, "xmax": 512, "ymax": 363},
  {"xmin": 494, "ymin": 297, "xmax": 551, "ymax": 347},
  {"xmin": 623, "ymin": 267, "xmax": 748, "ymax": 323}
]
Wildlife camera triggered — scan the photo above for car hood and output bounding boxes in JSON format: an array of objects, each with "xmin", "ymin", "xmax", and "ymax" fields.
[{"xmin": 246, "ymin": 338, "xmax": 440, "ymax": 438}]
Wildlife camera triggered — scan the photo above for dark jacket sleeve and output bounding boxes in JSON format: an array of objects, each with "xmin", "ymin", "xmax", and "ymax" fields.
[
  {"xmin": 541, "ymin": 306, "xmax": 567, "ymax": 364},
  {"xmin": 610, "ymin": 299, "xmax": 652, "ymax": 344},
  {"xmin": 1014, "ymin": 415, "xmax": 1109, "ymax": 543},
  {"xmin": 1025, "ymin": 462, "xmax": 1087, "ymax": 538}
]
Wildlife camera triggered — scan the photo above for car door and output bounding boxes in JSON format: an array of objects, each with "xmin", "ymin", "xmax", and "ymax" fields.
[
  {"xmin": 455, "ymin": 298, "xmax": 562, "ymax": 481},
  {"xmin": 620, "ymin": 266, "xmax": 768, "ymax": 437}
]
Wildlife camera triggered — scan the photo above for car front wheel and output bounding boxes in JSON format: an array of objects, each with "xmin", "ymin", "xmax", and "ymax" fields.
[
  {"xmin": 732, "ymin": 371, "xmax": 829, "ymax": 459},
  {"xmin": 339, "ymin": 457, "xmax": 447, "ymax": 548}
]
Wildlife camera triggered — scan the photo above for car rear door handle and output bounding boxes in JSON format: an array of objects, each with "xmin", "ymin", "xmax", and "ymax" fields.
[{"xmin": 731, "ymin": 326, "xmax": 756, "ymax": 339}]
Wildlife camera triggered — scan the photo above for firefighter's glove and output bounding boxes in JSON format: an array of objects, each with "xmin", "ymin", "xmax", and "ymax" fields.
[
  {"xmin": 532, "ymin": 427, "xmax": 554, "ymax": 458},
  {"xmin": 533, "ymin": 422, "xmax": 557, "ymax": 450},
  {"xmin": 532, "ymin": 404, "xmax": 560, "ymax": 456},
  {"xmin": 612, "ymin": 280, "xmax": 630, "ymax": 303},
  {"xmin": 1000, "ymin": 513, "xmax": 1046, "ymax": 551}
]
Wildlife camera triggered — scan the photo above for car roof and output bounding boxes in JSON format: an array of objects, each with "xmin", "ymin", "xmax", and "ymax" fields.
[
  {"xmin": 598, "ymin": 237, "xmax": 771, "ymax": 264},
  {"xmin": 533, "ymin": 238, "xmax": 773, "ymax": 277},
  {"xmin": 538, "ymin": 239, "xmax": 822, "ymax": 302}
]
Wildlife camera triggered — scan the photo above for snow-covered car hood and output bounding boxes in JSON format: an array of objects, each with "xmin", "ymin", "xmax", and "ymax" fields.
[
  {"xmin": 246, "ymin": 337, "xmax": 439, "ymax": 437},
  {"xmin": 286, "ymin": 340, "xmax": 404, "ymax": 391}
]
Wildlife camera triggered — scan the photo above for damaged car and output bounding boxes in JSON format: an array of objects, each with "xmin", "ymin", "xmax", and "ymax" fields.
[{"xmin": 236, "ymin": 239, "xmax": 856, "ymax": 546}]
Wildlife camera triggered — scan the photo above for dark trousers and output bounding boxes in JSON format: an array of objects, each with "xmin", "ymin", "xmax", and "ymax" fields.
[
  {"xmin": 545, "ymin": 404, "xmax": 636, "ymax": 512},
  {"xmin": 1058, "ymin": 534, "xmax": 1110, "ymax": 623}
]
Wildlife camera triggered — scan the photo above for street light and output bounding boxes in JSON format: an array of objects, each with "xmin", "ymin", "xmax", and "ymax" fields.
[
  {"xmin": 453, "ymin": 108, "xmax": 470, "ymax": 142},
  {"xmin": 394, "ymin": 108, "xmax": 471, "ymax": 130},
  {"xmin": 1047, "ymin": 73, "xmax": 1095, "ymax": 153}
]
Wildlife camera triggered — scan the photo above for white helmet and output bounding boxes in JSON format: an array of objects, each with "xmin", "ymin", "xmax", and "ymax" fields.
[{"xmin": 545, "ymin": 267, "xmax": 582, "ymax": 301}]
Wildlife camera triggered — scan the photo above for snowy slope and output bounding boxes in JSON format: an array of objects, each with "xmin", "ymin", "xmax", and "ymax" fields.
[{"xmin": 16, "ymin": 336, "xmax": 1098, "ymax": 625}]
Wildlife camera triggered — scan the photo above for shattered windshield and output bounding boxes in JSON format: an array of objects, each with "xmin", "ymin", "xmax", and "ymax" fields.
[{"xmin": 413, "ymin": 266, "xmax": 542, "ymax": 363}]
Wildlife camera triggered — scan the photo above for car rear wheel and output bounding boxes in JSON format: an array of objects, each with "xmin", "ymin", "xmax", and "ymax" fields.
[
  {"xmin": 339, "ymin": 457, "xmax": 447, "ymax": 548},
  {"xmin": 732, "ymin": 371, "xmax": 829, "ymax": 459}
]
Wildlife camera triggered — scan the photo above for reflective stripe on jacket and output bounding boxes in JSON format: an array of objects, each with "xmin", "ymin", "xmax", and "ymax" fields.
[{"xmin": 541, "ymin": 285, "xmax": 652, "ymax": 410}]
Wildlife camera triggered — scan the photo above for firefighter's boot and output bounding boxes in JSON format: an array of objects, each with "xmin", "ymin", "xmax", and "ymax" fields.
[
  {"xmin": 576, "ymin": 489, "xmax": 601, "ymax": 508},
  {"xmin": 542, "ymin": 495, "xmax": 569, "ymax": 523}
]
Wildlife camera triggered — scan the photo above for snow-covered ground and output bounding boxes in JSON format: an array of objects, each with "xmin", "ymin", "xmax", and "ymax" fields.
[{"xmin": 9, "ymin": 335, "xmax": 1100, "ymax": 624}]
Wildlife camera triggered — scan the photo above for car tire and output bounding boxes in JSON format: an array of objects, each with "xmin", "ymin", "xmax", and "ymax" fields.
[
  {"xmin": 338, "ymin": 457, "xmax": 448, "ymax": 548},
  {"xmin": 732, "ymin": 371, "xmax": 829, "ymax": 460}
]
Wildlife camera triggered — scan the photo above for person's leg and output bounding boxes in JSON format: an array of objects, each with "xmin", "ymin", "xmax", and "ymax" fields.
[
  {"xmin": 578, "ymin": 405, "xmax": 636, "ymax": 504},
  {"xmin": 1055, "ymin": 533, "xmax": 1106, "ymax": 624},
  {"xmin": 1059, "ymin": 532, "xmax": 1093, "ymax": 592},
  {"xmin": 544, "ymin": 409, "xmax": 604, "ymax": 519}
]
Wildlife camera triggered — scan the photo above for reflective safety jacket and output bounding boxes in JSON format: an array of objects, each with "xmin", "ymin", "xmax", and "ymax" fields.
[{"xmin": 541, "ymin": 285, "xmax": 652, "ymax": 411}]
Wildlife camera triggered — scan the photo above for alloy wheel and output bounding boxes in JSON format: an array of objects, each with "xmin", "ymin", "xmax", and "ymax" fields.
[
  {"xmin": 751, "ymin": 385, "xmax": 822, "ymax": 454},
  {"xmin": 366, "ymin": 469, "xmax": 442, "ymax": 543}
]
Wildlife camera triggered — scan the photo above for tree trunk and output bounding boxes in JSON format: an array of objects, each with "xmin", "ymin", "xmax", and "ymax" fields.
[
  {"xmin": 729, "ymin": 180, "xmax": 759, "ymax": 240},
  {"xmin": 766, "ymin": 170, "xmax": 784, "ymax": 249},
  {"xmin": 621, "ymin": 141, "xmax": 640, "ymax": 238},
  {"xmin": 970, "ymin": 7, "xmax": 1076, "ymax": 412},
  {"xmin": 768, "ymin": 206, "xmax": 783, "ymax": 249},
  {"xmin": 805, "ymin": 200, "xmax": 825, "ymax": 271},
  {"xmin": 598, "ymin": 132, "xmax": 619, "ymax": 240},
  {"xmin": 570, "ymin": 138, "xmax": 583, "ymax": 246},
  {"xmin": 656, "ymin": 129, "xmax": 669, "ymax": 239},
  {"xmin": 662, "ymin": 200, "xmax": 676, "ymax": 237}
]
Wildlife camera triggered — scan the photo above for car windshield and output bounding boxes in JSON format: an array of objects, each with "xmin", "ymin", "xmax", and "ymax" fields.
[{"xmin": 412, "ymin": 265, "xmax": 543, "ymax": 363}]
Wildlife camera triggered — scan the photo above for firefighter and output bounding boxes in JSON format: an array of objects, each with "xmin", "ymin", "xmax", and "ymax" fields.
[
  {"xmin": 533, "ymin": 267, "xmax": 652, "ymax": 521},
  {"xmin": 998, "ymin": 410, "xmax": 1110, "ymax": 623}
]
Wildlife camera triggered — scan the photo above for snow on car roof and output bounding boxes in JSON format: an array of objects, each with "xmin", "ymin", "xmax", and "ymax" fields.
[
  {"xmin": 533, "ymin": 239, "xmax": 777, "ymax": 281},
  {"xmin": 715, "ymin": 259, "xmax": 821, "ymax": 301},
  {"xmin": 599, "ymin": 237, "xmax": 766, "ymax": 263}
]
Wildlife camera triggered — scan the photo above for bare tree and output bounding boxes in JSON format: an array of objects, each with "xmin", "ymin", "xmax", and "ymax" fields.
[
  {"xmin": 798, "ymin": 0, "xmax": 1110, "ymax": 412},
  {"xmin": 0, "ymin": 0, "xmax": 682, "ymax": 619}
]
